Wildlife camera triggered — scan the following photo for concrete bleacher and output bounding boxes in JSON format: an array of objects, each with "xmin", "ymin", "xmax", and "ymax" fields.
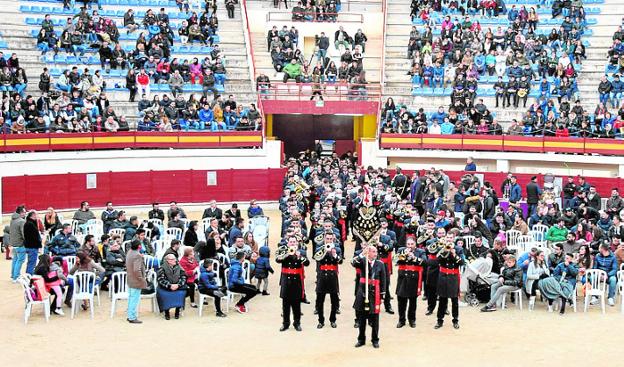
[
  {"xmin": 0, "ymin": 0, "xmax": 257, "ymax": 121},
  {"xmin": 382, "ymin": 0, "xmax": 618, "ymax": 127}
]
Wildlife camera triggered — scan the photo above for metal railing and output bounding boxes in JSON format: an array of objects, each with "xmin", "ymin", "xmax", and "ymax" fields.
[
  {"xmin": 266, "ymin": 11, "xmax": 364, "ymax": 23},
  {"xmin": 258, "ymin": 82, "xmax": 381, "ymax": 101}
]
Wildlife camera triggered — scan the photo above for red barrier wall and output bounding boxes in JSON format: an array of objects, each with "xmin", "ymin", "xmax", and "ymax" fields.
[{"xmin": 2, "ymin": 168, "xmax": 286, "ymax": 213}]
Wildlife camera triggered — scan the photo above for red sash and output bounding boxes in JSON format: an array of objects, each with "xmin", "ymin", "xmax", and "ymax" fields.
[
  {"xmin": 319, "ymin": 264, "xmax": 338, "ymax": 272},
  {"xmin": 282, "ymin": 267, "xmax": 305, "ymax": 298},
  {"xmin": 394, "ymin": 221, "xmax": 404, "ymax": 228},
  {"xmin": 427, "ymin": 254, "xmax": 437, "ymax": 260},
  {"xmin": 337, "ymin": 218, "xmax": 347, "ymax": 242},
  {"xmin": 398, "ymin": 264, "xmax": 424, "ymax": 296},
  {"xmin": 359, "ymin": 277, "xmax": 381, "ymax": 314},
  {"xmin": 380, "ymin": 253, "xmax": 393, "ymax": 274}
]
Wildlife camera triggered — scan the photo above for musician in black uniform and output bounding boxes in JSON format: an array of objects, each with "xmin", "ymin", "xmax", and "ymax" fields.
[
  {"xmin": 424, "ymin": 241, "xmax": 440, "ymax": 315},
  {"xmin": 276, "ymin": 236, "xmax": 310, "ymax": 332},
  {"xmin": 434, "ymin": 243, "xmax": 464, "ymax": 329},
  {"xmin": 352, "ymin": 245, "xmax": 386, "ymax": 348},
  {"xmin": 378, "ymin": 219, "xmax": 396, "ymax": 314},
  {"xmin": 314, "ymin": 232, "xmax": 343, "ymax": 329},
  {"xmin": 395, "ymin": 237, "xmax": 425, "ymax": 328},
  {"xmin": 391, "ymin": 167, "xmax": 410, "ymax": 200}
]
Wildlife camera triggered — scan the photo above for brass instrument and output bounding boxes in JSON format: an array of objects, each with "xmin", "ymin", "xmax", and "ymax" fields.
[
  {"xmin": 276, "ymin": 245, "xmax": 297, "ymax": 260},
  {"xmin": 426, "ymin": 240, "xmax": 442, "ymax": 255},
  {"xmin": 313, "ymin": 243, "xmax": 335, "ymax": 260},
  {"xmin": 397, "ymin": 247, "xmax": 414, "ymax": 261},
  {"xmin": 437, "ymin": 239, "xmax": 454, "ymax": 258}
]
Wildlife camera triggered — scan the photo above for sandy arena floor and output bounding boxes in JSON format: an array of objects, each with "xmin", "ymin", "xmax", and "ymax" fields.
[{"xmin": 1, "ymin": 209, "xmax": 621, "ymax": 367}]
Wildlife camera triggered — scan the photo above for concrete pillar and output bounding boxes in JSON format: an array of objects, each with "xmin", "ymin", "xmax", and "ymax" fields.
[
  {"xmin": 619, "ymin": 164, "xmax": 624, "ymax": 178},
  {"xmin": 496, "ymin": 159, "xmax": 510, "ymax": 173}
]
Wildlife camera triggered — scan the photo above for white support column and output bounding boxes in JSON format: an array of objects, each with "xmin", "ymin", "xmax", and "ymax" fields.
[
  {"xmin": 619, "ymin": 164, "xmax": 624, "ymax": 178},
  {"xmin": 496, "ymin": 159, "xmax": 510, "ymax": 173}
]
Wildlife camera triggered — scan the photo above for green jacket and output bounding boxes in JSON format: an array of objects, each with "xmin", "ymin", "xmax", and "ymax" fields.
[
  {"xmin": 546, "ymin": 225, "xmax": 568, "ymax": 242},
  {"xmin": 283, "ymin": 62, "xmax": 302, "ymax": 78}
]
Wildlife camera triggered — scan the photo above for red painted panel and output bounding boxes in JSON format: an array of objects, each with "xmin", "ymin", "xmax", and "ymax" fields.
[
  {"xmin": 421, "ymin": 134, "xmax": 462, "ymax": 150},
  {"xmin": 108, "ymin": 171, "xmax": 153, "ymax": 206},
  {"xmin": 92, "ymin": 132, "xmax": 137, "ymax": 150},
  {"xmin": 151, "ymin": 170, "xmax": 193, "ymax": 204},
  {"xmin": 261, "ymin": 100, "xmax": 379, "ymax": 115},
  {"xmin": 67, "ymin": 172, "xmax": 112, "ymax": 208},
  {"xmin": 2, "ymin": 176, "xmax": 26, "ymax": 211},
  {"xmin": 503, "ymin": 136, "xmax": 544, "ymax": 153},
  {"xmin": 461, "ymin": 135, "xmax": 504, "ymax": 151},
  {"xmin": 543, "ymin": 137, "xmax": 585, "ymax": 154},
  {"xmin": 48, "ymin": 133, "xmax": 94, "ymax": 151},
  {"xmin": 4, "ymin": 133, "xmax": 50, "ymax": 152}
]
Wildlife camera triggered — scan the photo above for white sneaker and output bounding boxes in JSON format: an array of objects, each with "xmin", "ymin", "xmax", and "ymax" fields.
[
  {"xmin": 589, "ymin": 296, "xmax": 599, "ymax": 305},
  {"xmin": 547, "ymin": 305, "xmax": 553, "ymax": 313},
  {"xmin": 608, "ymin": 298, "xmax": 615, "ymax": 306},
  {"xmin": 458, "ymin": 301, "xmax": 468, "ymax": 307},
  {"xmin": 54, "ymin": 308, "xmax": 65, "ymax": 316}
]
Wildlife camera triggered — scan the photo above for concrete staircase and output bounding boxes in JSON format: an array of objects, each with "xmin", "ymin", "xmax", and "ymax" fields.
[
  {"xmin": 381, "ymin": 0, "xmax": 615, "ymax": 126},
  {"xmin": 0, "ymin": 0, "xmax": 257, "ymax": 120}
]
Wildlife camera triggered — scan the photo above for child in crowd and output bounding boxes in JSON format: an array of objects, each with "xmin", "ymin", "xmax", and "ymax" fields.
[{"xmin": 254, "ymin": 245, "xmax": 274, "ymax": 295}]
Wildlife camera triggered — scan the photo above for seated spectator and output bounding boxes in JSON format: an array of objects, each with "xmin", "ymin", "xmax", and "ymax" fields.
[
  {"xmin": 179, "ymin": 247, "xmax": 198, "ymax": 308},
  {"xmin": 156, "ymin": 254, "xmax": 187, "ymax": 320},
  {"xmin": 47, "ymin": 224, "xmax": 80, "ymax": 256},
  {"xmin": 34, "ymin": 254, "xmax": 67, "ymax": 315},
  {"xmin": 481, "ymin": 255, "xmax": 523, "ymax": 312},
  {"xmin": 248, "ymin": 200, "xmax": 264, "ymax": 218},
  {"xmin": 591, "ymin": 243, "xmax": 618, "ymax": 306},
  {"xmin": 228, "ymin": 251, "xmax": 260, "ymax": 313},
  {"xmin": 198, "ymin": 259, "xmax": 227, "ymax": 317}
]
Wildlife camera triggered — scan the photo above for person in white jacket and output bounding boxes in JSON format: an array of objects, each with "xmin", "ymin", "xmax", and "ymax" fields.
[{"xmin": 526, "ymin": 250, "xmax": 550, "ymax": 310}]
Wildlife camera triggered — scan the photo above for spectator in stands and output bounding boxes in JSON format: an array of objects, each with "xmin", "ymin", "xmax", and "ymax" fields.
[
  {"xmin": 136, "ymin": 69, "xmax": 150, "ymax": 98},
  {"xmin": 283, "ymin": 59, "xmax": 302, "ymax": 83},
  {"xmin": 592, "ymin": 242, "xmax": 618, "ymax": 306}
]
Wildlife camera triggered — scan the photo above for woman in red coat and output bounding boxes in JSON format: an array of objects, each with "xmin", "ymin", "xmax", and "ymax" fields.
[{"xmin": 179, "ymin": 247, "xmax": 198, "ymax": 308}]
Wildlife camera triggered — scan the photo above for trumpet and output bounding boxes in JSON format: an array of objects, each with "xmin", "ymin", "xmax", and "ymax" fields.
[
  {"xmin": 313, "ymin": 243, "xmax": 335, "ymax": 260},
  {"xmin": 437, "ymin": 240, "xmax": 454, "ymax": 258},
  {"xmin": 276, "ymin": 245, "xmax": 297, "ymax": 260},
  {"xmin": 397, "ymin": 247, "xmax": 414, "ymax": 261}
]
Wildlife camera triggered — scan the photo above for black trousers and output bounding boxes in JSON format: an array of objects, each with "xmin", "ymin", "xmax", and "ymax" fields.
[
  {"xmin": 425, "ymin": 284, "xmax": 437, "ymax": 312},
  {"xmin": 316, "ymin": 292, "xmax": 339, "ymax": 324},
  {"xmin": 199, "ymin": 289, "xmax": 222, "ymax": 313},
  {"xmin": 397, "ymin": 296, "xmax": 417, "ymax": 323},
  {"xmin": 356, "ymin": 311, "xmax": 379, "ymax": 343},
  {"xmin": 437, "ymin": 297, "xmax": 458, "ymax": 323},
  {"xmin": 282, "ymin": 298, "xmax": 302, "ymax": 327},
  {"xmin": 230, "ymin": 283, "xmax": 258, "ymax": 306},
  {"xmin": 382, "ymin": 264, "xmax": 392, "ymax": 310},
  {"xmin": 186, "ymin": 282, "xmax": 195, "ymax": 303}
]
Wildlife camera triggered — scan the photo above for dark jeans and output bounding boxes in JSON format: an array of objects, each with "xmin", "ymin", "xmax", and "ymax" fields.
[
  {"xmin": 356, "ymin": 311, "xmax": 379, "ymax": 343},
  {"xmin": 316, "ymin": 292, "xmax": 339, "ymax": 324},
  {"xmin": 397, "ymin": 296, "xmax": 417, "ymax": 323},
  {"xmin": 282, "ymin": 298, "xmax": 302, "ymax": 327},
  {"xmin": 437, "ymin": 297, "xmax": 458, "ymax": 324},
  {"xmin": 230, "ymin": 283, "xmax": 258, "ymax": 306}
]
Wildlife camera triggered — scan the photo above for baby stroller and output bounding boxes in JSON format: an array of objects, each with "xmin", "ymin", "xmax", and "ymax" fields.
[
  {"xmin": 248, "ymin": 216, "xmax": 270, "ymax": 248},
  {"xmin": 463, "ymin": 258, "xmax": 497, "ymax": 307}
]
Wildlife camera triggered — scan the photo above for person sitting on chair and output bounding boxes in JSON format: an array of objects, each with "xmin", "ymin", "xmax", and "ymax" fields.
[
  {"xmin": 228, "ymin": 251, "xmax": 260, "ymax": 313},
  {"xmin": 481, "ymin": 255, "xmax": 523, "ymax": 312},
  {"xmin": 156, "ymin": 254, "xmax": 187, "ymax": 320},
  {"xmin": 198, "ymin": 259, "xmax": 227, "ymax": 317}
]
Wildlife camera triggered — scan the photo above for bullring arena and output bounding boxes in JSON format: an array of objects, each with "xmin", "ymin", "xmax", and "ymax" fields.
[{"xmin": 1, "ymin": 0, "xmax": 624, "ymax": 365}]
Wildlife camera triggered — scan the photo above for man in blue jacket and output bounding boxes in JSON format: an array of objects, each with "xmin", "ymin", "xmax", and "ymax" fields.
[
  {"xmin": 610, "ymin": 74, "xmax": 624, "ymax": 108},
  {"xmin": 509, "ymin": 176, "xmax": 522, "ymax": 205},
  {"xmin": 47, "ymin": 224, "xmax": 80, "ymax": 256},
  {"xmin": 198, "ymin": 104, "xmax": 214, "ymax": 130},
  {"xmin": 592, "ymin": 243, "xmax": 618, "ymax": 306},
  {"xmin": 228, "ymin": 252, "xmax": 260, "ymax": 313}
]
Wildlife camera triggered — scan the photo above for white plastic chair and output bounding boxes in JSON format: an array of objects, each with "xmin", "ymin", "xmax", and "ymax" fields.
[
  {"xmin": 531, "ymin": 224, "xmax": 548, "ymax": 246},
  {"xmin": 70, "ymin": 271, "xmax": 97, "ymax": 319},
  {"xmin": 165, "ymin": 228, "xmax": 183, "ymax": 241},
  {"xmin": 617, "ymin": 270, "xmax": 624, "ymax": 314},
  {"xmin": 200, "ymin": 218, "xmax": 213, "ymax": 234},
  {"xmin": 516, "ymin": 235, "xmax": 533, "ymax": 253},
  {"xmin": 242, "ymin": 259, "xmax": 251, "ymax": 284},
  {"xmin": 71, "ymin": 220, "xmax": 82, "ymax": 236},
  {"xmin": 152, "ymin": 240, "xmax": 166, "ymax": 259},
  {"xmin": 147, "ymin": 218, "xmax": 163, "ymax": 227},
  {"xmin": 501, "ymin": 288, "xmax": 524, "ymax": 310},
  {"xmin": 463, "ymin": 235, "xmax": 476, "ymax": 249},
  {"xmin": 18, "ymin": 276, "xmax": 50, "ymax": 324},
  {"xmin": 139, "ymin": 270, "xmax": 159, "ymax": 315},
  {"xmin": 506, "ymin": 230, "xmax": 522, "ymax": 248},
  {"xmin": 110, "ymin": 272, "xmax": 128, "ymax": 318},
  {"xmin": 86, "ymin": 219, "xmax": 104, "ymax": 233},
  {"xmin": 64, "ymin": 256, "xmax": 77, "ymax": 271},
  {"xmin": 109, "ymin": 228, "xmax": 126, "ymax": 238},
  {"xmin": 85, "ymin": 223, "xmax": 103, "ymax": 237},
  {"xmin": 584, "ymin": 269, "xmax": 608, "ymax": 314},
  {"xmin": 143, "ymin": 228, "xmax": 152, "ymax": 241}
]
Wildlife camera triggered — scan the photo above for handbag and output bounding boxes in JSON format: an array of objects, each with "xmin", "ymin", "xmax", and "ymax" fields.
[{"xmin": 32, "ymin": 276, "xmax": 50, "ymax": 301}]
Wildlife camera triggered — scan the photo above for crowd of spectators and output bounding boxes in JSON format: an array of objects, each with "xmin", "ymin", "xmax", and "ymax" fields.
[
  {"xmin": 263, "ymin": 25, "xmax": 368, "ymax": 99},
  {"xmin": 136, "ymin": 93, "xmax": 262, "ymax": 131},
  {"xmin": 290, "ymin": 0, "xmax": 341, "ymax": 22},
  {"xmin": 407, "ymin": 0, "xmax": 588, "ymax": 112},
  {"xmin": 0, "ymin": 52, "xmax": 28, "ymax": 98}
]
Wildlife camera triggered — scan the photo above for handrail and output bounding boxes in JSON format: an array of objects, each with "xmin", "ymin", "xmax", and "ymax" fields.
[
  {"xmin": 260, "ymin": 82, "xmax": 381, "ymax": 101},
  {"xmin": 265, "ymin": 11, "xmax": 364, "ymax": 23},
  {"xmin": 380, "ymin": 0, "xmax": 387, "ymax": 95},
  {"xmin": 0, "ymin": 131, "xmax": 263, "ymax": 153},
  {"xmin": 240, "ymin": 0, "xmax": 266, "ymax": 140},
  {"xmin": 378, "ymin": 133, "xmax": 624, "ymax": 156}
]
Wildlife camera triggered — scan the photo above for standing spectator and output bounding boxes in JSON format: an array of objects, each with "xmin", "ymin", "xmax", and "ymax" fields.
[
  {"xmin": 126, "ymin": 239, "xmax": 147, "ymax": 324},
  {"xmin": 226, "ymin": 0, "xmax": 236, "ymax": 18},
  {"xmin": 317, "ymin": 32, "xmax": 330, "ymax": 61},
  {"xmin": 354, "ymin": 29, "xmax": 368, "ymax": 53},
  {"xmin": 598, "ymin": 75, "xmax": 612, "ymax": 106},
  {"xmin": 126, "ymin": 69, "xmax": 138, "ymax": 102},
  {"xmin": 526, "ymin": 176, "xmax": 542, "ymax": 216},
  {"xmin": 23, "ymin": 211, "xmax": 42, "ymax": 275}
]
